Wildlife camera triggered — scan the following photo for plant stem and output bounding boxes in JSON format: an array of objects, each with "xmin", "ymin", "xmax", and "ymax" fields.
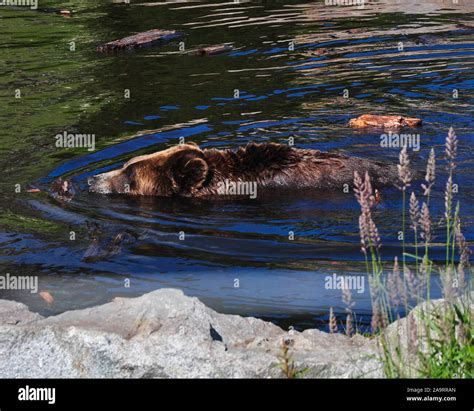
[{"xmin": 402, "ymin": 189, "xmax": 406, "ymax": 268}]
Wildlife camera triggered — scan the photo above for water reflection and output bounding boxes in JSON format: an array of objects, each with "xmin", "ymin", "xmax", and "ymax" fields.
[{"xmin": 0, "ymin": 0, "xmax": 472, "ymax": 330}]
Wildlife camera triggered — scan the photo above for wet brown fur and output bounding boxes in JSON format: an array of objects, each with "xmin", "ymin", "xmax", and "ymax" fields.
[{"xmin": 89, "ymin": 142, "xmax": 398, "ymax": 197}]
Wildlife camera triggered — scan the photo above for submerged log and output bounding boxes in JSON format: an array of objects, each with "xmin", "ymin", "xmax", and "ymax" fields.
[
  {"xmin": 97, "ymin": 29, "xmax": 182, "ymax": 53},
  {"xmin": 2, "ymin": 6, "xmax": 72, "ymax": 16},
  {"xmin": 347, "ymin": 28, "xmax": 366, "ymax": 34},
  {"xmin": 196, "ymin": 44, "xmax": 233, "ymax": 56},
  {"xmin": 349, "ymin": 114, "xmax": 422, "ymax": 129},
  {"xmin": 38, "ymin": 8, "xmax": 72, "ymax": 17}
]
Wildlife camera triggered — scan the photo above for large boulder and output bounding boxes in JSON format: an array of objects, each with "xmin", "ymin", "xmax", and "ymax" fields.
[
  {"xmin": 0, "ymin": 300, "xmax": 42, "ymax": 326},
  {"xmin": 0, "ymin": 289, "xmax": 383, "ymax": 378}
]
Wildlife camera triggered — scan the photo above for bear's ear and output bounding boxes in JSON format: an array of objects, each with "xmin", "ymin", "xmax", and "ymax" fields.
[{"xmin": 167, "ymin": 150, "xmax": 209, "ymax": 195}]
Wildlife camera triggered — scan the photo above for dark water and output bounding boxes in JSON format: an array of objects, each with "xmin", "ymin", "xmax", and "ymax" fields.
[{"xmin": 0, "ymin": 0, "xmax": 473, "ymax": 331}]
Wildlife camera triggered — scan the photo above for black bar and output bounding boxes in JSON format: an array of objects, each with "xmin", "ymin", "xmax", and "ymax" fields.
[{"xmin": 0, "ymin": 379, "xmax": 471, "ymax": 410}]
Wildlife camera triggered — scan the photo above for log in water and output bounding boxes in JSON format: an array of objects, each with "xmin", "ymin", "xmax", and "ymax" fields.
[
  {"xmin": 349, "ymin": 114, "xmax": 422, "ymax": 129},
  {"xmin": 196, "ymin": 44, "xmax": 234, "ymax": 56},
  {"xmin": 97, "ymin": 29, "xmax": 182, "ymax": 53}
]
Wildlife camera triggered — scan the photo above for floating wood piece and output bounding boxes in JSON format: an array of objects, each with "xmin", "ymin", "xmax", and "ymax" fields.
[
  {"xmin": 347, "ymin": 28, "xmax": 366, "ymax": 34},
  {"xmin": 196, "ymin": 44, "xmax": 233, "ymax": 56},
  {"xmin": 39, "ymin": 291, "xmax": 54, "ymax": 305},
  {"xmin": 2, "ymin": 6, "xmax": 72, "ymax": 16},
  {"xmin": 59, "ymin": 10, "xmax": 72, "ymax": 17},
  {"xmin": 302, "ymin": 48, "xmax": 327, "ymax": 57},
  {"xmin": 312, "ymin": 48, "xmax": 327, "ymax": 55},
  {"xmin": 97, "ymin": 29, "xmax": 182, "ymax": 53},
  {"xmin": 38, "ymin": 8, "xmax": 72, "ymax": 17},
  {"xmin": 349, "ymin": 114, "xmax": 422, "ymax": 129}
]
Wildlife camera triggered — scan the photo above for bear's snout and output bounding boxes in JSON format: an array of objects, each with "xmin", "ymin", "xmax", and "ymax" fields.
[
  {"xmin": 89, "ymin": 170, "xmax": 130, "ymax": 195},
  {"xmin": 88, "ymin": 174, "xmax": 111, "ymax": 194},
  {"xmin": 90, "ymin": 168, "xmax": 132, "ymax": 194}
]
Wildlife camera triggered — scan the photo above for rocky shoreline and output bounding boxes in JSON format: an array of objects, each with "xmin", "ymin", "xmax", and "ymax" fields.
[
  {"xmin": 0, "ymin": 289, "xmax": 388, "ymax": 378},
  {"xmin": 2, "ymin": 289, "xmax": 470, "ymax": 379}
]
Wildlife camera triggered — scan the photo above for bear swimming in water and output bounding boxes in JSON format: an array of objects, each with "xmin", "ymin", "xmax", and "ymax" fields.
[{"xmin": 89, "ymin": 142, "xmax": 398, "ymax": 197}]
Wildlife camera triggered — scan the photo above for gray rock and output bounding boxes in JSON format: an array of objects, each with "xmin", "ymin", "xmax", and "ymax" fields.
[
  {"xmin": 0, "ymin": 289, "xmax": 384, "ymax": 378},
  {"xmin": 0, "ymin": 299, "xmax": 42, "ymax": 326}
]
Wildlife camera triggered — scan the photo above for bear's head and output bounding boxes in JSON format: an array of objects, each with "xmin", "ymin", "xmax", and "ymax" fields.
[{"xmin": 89, "ymin": 143, "xmax": 209, "ymax": 196}]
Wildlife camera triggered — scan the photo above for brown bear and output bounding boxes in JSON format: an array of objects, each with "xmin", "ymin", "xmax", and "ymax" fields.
[{"xmin": 88, "ymin": 142, "xmax": 398, "ymax": 197}]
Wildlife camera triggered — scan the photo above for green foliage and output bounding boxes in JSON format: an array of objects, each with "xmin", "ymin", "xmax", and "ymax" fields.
[{"xmin": 418, "ymin": 304, "xmax": 473, "ymax": 378}]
